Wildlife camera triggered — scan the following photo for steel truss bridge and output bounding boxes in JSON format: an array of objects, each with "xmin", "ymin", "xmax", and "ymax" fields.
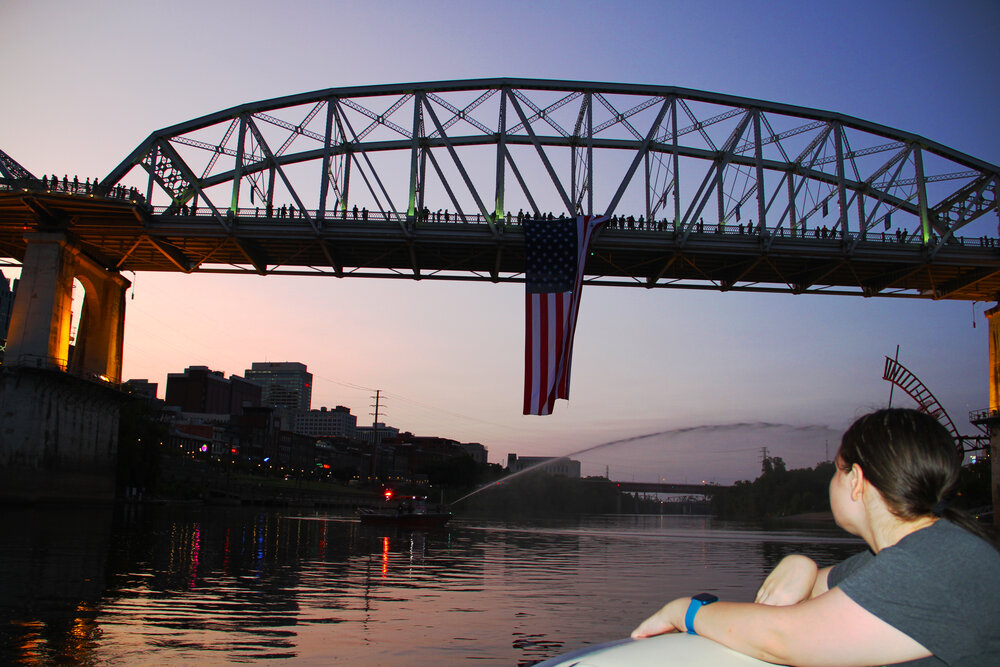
[{"xmin": 2, "ymin": 78, "xmax": 1000, "ymax": 299}]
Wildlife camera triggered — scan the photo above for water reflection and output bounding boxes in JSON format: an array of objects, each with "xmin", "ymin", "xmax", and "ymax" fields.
[
  {"xmin": 0, "ymin": 507, "xmax": 863, "ymax": 665},
  {"xmin": 0, "ymin": 506, "xmax": 112, "ymax": 665}
]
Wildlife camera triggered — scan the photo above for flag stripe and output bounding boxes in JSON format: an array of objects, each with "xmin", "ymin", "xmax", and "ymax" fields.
[
  {"xmin": 539, "ymin": 294, "xmax": 551, "ymax": 414},
  {"xmin": 524, "ymin": 294, "xmax": 538, "ymax": 415}
]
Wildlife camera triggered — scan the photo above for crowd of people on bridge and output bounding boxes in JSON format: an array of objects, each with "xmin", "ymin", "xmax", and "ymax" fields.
[
  {"xmin": 237, "ymin": 203, "xmax": 996, "ymax": 249},
  {"xmin": 17, "ymin": 176, "xmax": 998, "ymax": 251},
  {"xmin": 35, "ymin": 174, "xmax": 140, "ymax": 201}
]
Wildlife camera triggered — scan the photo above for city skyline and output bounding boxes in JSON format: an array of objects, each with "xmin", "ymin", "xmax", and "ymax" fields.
[{"xmin": 2, "ymin": 1, "xmax": 997, "ymax": 483}]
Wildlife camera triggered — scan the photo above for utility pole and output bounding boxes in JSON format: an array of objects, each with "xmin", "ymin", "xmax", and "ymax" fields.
[{"xmin": 369, "ymin": 389, "xmax": 383, "ymax": 482}]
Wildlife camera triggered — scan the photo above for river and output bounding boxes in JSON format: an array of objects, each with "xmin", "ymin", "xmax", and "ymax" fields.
[{"xmin": 0, "ymin": 504, "xmax": 863, "ymax": 665}]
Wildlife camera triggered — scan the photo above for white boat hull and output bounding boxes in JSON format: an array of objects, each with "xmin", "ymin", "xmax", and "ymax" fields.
[{"xmin": 536, "ymin": 633, "xmax": 770, "ymax": 666}]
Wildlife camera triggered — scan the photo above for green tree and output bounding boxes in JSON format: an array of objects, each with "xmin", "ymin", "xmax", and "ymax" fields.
[
  {"xmin": 712, "ymin": 461, "xmax": 835, "ymax": 520},
  {"xmin": 116, "ymin": 392, "xmax": 168, "ymax": 496}
]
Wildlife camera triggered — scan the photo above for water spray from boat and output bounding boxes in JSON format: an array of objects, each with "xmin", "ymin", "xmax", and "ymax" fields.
[{"xmin": 449, "ymin": 421, "xmax": 836, "ymax": 506}]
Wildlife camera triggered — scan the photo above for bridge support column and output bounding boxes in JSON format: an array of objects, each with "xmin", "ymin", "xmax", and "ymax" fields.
[
  {"xmin": 5, "ymin": 231, "xmax": 129, "ymax": 381},
  {"xmin": 5, "ymin": 233, "xmax": 76, "ymax": 371},
  {"xmin": 986, "ymin": 304, "xmax": 1000, "ymax": 526},
  {"xmin": 70, "ymin": 256, "xmax": 129, "ymax": 384}
]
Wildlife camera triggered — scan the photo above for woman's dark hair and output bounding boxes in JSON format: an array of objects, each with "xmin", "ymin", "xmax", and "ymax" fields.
[{"xmin": 838, "ymin": 408, "xmax": 995, "ymax": 546}]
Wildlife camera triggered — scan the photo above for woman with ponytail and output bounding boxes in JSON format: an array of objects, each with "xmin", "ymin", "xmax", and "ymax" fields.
[{"xmin": 632, "ymin": 408, "xmax": 999, "ymax": 666}]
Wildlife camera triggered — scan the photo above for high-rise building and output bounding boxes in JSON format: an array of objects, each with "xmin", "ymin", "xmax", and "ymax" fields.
[
  {"xmin": 506, "ymin": 454, "xmax": 581, "ymax": 478},
  {"xmin": 355, "ymin": 422, "xmax": 399, "ymax": 444},
  {"xmin": 294, "ymin": 405, "xmax": 357, "ymax": 439},
  {"xmin": 244, "ymin": 362, "xmax": 312, "ymax": 411},
  {"xmin": 165, "ymin": 365, "xmax": 261, "ymax": 415}
]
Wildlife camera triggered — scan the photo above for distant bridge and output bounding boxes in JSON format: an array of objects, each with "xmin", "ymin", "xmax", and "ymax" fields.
[{"xmin": 597, "ymin": 480, "xmax": 730, "ymax": 495}]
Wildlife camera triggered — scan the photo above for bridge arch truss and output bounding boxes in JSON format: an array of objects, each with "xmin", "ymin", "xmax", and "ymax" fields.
[
  {"xmin": 109, "ymin": 79, "xmax": 1000, "ymax": 243},
  {"xmin": 5, "ymin": 79, "xmax": 1000, "ymax": 298}
]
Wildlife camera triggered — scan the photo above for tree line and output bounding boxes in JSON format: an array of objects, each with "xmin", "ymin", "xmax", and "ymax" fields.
[{"xmin": 711, "ymin": 455, "xmax": 993, "ymax": 521}]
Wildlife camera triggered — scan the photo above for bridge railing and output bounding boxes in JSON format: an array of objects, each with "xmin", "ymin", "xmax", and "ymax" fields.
[
  {"xmin": 4, "ymin": 177, "xmax": 996, "ymax": 249},
  {"xmin": 1, "ymin": 176, "xmax": 145, "ymax": 203},
  {"xmin": 146, "ymin": 205, "xmax": 995, "ymax": 248},
  {"xmin": 970, "ymin": 407, "xmax": 1000, "ymax": 424},
  {"xmin": 1, "ymin": 354, "xmax": 121, "ymax": 385}
]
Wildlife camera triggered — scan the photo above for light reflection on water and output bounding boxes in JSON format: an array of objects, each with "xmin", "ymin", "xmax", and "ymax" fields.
[{"xmin": 0, "ymin": 506, "xmax": 863, "ymax": 665}]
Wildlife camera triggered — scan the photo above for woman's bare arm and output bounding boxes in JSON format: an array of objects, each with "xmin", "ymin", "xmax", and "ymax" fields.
[
  {"xmin": 633, "ymin": 588, "xmax": 931, "ymax": 667},
  {"xmin": 755, "ymin": 555, "xmax": 819, "ymax": 606}
]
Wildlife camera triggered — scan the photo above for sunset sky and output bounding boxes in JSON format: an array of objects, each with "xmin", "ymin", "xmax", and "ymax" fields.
[{"xmin": 2, "ymin": 1, "xmax": 997, "ymax": 483}]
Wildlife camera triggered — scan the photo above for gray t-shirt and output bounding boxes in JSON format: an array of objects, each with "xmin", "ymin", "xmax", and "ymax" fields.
[{"xmin": 828, "ymin": 519, "xmax": 1000, "ymax": 667}]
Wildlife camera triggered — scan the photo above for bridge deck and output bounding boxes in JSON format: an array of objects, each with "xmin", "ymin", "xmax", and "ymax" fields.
[{"xmin": 1, "ymin": 190, "xmax": 998, "ymax": 300}]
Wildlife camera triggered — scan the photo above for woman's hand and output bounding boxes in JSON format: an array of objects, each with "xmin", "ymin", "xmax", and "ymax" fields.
[
  {"xmin": 755, "ymin": 554, "xmax": 818, "ymax": 606},
  {"xmin": 631, "ymin": 597, "xmax": 690, "ymax": 639}
]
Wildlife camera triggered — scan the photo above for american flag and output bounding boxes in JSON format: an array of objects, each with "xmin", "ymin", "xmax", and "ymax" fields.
[{"xmin": 523, "ymin": 215, "xmax": 607, "ymax": 415}]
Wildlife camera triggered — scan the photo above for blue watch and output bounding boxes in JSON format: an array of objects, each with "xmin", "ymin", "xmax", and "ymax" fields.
[{"xmin": 685, "ymin": 593, "xmax": 719, "ymax": 635}]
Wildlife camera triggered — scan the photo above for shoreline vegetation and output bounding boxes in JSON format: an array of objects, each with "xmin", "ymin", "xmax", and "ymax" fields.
[
  {"xmin": 711, "ymin": 454, "xmax": 993, "ymax": 525},
  {"xmin": 116, "ymin": 406, "xmax": 992, "ymax": 521}
]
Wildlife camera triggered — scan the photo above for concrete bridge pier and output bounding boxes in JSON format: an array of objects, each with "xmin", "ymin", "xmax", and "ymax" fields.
[
  {"xmin": 5, "ymin": 231, "xmax": 129, "ymax": 380},
  {"xmin": 0, "ymin": 232, "xmax": 130, "ymax": 503}
]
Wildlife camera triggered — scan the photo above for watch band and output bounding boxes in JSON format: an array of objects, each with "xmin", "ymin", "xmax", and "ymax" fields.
[{"xmin": 685, "ymin": 593, "xmax": 719, "ymax": 635}]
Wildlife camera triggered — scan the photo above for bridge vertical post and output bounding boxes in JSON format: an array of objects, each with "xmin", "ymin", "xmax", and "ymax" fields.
[{"xmin": 986, "ymin": 303, "xmax": 1000, "ymax": 526}]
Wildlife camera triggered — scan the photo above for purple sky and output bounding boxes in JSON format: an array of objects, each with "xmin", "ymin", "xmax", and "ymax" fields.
[{"xmin": 2, "ymin": 1, "xmax": 997, "ymax": 482}]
